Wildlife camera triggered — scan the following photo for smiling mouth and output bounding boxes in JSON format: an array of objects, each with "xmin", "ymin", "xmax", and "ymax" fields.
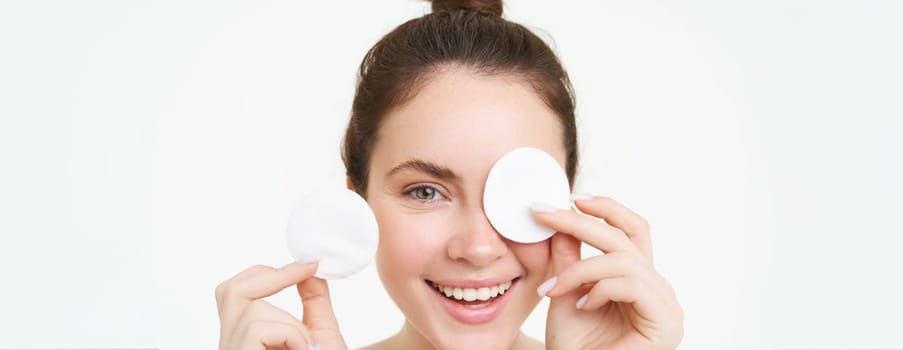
[
  {"xmin": 423, "ymin": 277, "xmax": 521, "ymax": 324},
  {"xmin": 425, "ymin": 278, "xmax": 520, "ymax": 304}
]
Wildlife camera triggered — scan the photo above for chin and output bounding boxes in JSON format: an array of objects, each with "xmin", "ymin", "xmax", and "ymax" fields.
[
  {"xmin": 412, "ymin": 278, "xmax": 531, "ymax": 350},
  {"xmin": 427, "ymin": 327, "xmax": 520, "ymax": 350}
]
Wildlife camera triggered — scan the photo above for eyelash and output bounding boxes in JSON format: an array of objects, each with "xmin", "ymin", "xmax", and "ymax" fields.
[{"xmin": 405, "ymin": 184, "xmax": 447, "ymax": 203}]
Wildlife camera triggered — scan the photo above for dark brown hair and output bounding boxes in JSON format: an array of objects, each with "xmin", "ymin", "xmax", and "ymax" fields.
[{"xmin": 342, "ymin": 0, "xmax": 578, "ymax": 196}]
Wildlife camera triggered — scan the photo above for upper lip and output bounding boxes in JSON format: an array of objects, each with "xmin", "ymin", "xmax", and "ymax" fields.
[{"xmin": 427, "ymin": 277, "xmax": 518, "ymax": 289}]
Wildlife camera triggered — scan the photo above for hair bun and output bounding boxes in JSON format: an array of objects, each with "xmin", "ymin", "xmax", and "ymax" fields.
[{"xmin": 431, "ymin": 0, "xmax": 503, "ymax": 17}]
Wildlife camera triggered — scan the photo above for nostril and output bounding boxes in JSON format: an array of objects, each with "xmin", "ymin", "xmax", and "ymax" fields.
[
  {"xmin": 448, "ymin": 241, "xmax": 507, "ymax": 266},
  {"xmin": 445, "ymin": 211, "xmax": 510, "ymax": 264}
]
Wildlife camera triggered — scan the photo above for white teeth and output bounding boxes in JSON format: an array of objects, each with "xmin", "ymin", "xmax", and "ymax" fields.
[
  {"xmin": 432, "ymin": 280, "xmax": 514, "ymax": 301},
  {"xmin": 463, "ymin": 288, "xmax": 476, "ymax": 301},
  {"xmin": 476, "ymin": 287, "xmax": 491, "ymax": 301}
]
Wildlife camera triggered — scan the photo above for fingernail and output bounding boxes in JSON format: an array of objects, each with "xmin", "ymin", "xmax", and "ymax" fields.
[
  {"xmin": 531, "ymin": 202, "xmax": 557, "ymax": 214},
  {"xmin": 570, "ymin": 192, "xmax": 594, "ymax": 202},
  {"xmin": 576, "ymin": 294, "xmax": 589, "ymax": 309},
  {"xmin": 308, "ymin": 343, "xmax": 322, "ymax": 350},
  {"xmin": 536, "ymin": 276, "xmax": 558, "ymax": 297}
]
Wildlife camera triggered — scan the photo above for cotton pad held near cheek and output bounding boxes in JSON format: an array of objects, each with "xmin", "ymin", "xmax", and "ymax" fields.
[
  {"xmin": 286, "ymin": 188, "xmax": 379, "ymax": 279},
  {"xmin": 483, "ymin": 147, "xmax": 572, "ymax": 243}
]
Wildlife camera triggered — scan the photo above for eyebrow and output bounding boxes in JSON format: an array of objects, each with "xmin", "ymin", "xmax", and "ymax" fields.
[{"xmin": 386, "ymin": 159, "xmax": 460, "ymax": 181}]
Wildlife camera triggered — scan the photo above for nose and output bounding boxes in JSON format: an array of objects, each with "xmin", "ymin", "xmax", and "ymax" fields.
[{"xmin": 446, "ymin": 208, "xmax": 508, "ymax": 266}]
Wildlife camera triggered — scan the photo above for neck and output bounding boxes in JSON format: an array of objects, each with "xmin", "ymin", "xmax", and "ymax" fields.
[
  {"xmin": 383, "ymin": 321, "xmax": 542, "ymax": 350},
  {"xmin": 392, "ymin": 321, "xmax": 434, "ymax": 349}
]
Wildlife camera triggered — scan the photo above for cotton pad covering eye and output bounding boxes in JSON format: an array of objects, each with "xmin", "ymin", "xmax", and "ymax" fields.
[
  {"xmin": 483, "ymin": 147, "xmax": 572, "ymax": 243},
  {"xmin": 286, "ymin": 188, "xmax": 379, "ymax": 279}
]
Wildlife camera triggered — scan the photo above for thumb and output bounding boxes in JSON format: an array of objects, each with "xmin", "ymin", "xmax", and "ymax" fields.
[
  {"xmin": 296, "ymin": 276, "xmax": 341, "ymax": 332},
  {"xmin": 550, "ymin": 231, "xmax": 581, "ymax": 275}
]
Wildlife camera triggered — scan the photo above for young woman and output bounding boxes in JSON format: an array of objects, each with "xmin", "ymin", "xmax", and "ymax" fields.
[{"xmin": 215, "ymin": 1, "xmax": 684, "ymax": 349}]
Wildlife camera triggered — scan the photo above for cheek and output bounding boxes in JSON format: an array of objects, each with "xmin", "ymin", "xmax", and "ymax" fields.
[
  {"xmin": 510, "ymin": 240, "xmax": 551, "ymax": 277},
  {"xmin": 374, "ymin": 208, "xmax": 450, "ymax": 278}
]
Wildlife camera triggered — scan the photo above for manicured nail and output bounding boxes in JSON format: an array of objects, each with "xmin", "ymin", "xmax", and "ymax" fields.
[
  {"xmin": 536, "ymin": 276, "xmax": 558, "ymax": 297},
  {"xmin": 570, "ymin": 192, "xmax": 594, "ymax": 202},
  {"xmin": 531, "ymin": 202, "xmax": 557, "ymax": 214},
  {"xmin": 309, "ymin": 343, "xmax": 322, "ymax": 350},
  {"xmin": 576, "ymin": 294, "xmax": 589, "ymax": 309}
]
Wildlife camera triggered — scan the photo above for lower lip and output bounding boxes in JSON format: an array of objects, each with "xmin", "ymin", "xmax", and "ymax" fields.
[{"xmin": 427, "ymin": 279, "xmax": 518, "ymax": 324}]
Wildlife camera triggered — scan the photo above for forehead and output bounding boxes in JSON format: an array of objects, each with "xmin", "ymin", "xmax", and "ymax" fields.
[{"xmin": 370, "ymin": 69, "xmax": 566, "ymax": 183}]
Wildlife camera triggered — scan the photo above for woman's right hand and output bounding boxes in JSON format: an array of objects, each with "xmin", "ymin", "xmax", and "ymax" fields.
[{"xmin": 215, "ymin": 262, "xmax": 348, "ymax": 350}]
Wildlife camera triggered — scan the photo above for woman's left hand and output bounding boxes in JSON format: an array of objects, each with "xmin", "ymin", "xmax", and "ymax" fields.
[{"xmin": 534, "ymin": 194, "xmax": 684, "ymax": 350}]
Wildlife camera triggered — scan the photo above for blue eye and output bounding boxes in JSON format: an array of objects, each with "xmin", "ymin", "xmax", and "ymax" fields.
[{"xmin": 407, "ymin": 185, "xmax": 445, "ymax": 201}]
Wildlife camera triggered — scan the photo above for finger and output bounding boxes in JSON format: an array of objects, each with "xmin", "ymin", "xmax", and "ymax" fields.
[
  {"xmin": 533, "ymin": 207, "xmax": 642, "ymax": 257},
  {"xmin": 224, "ymin": 262, "xmax": 319, "ymax": 303},
  {"xmin": 297, "ymin": 277, "xmax": 341, "ymax": 332},
  {"xmin": 576, "ymin": 276, "xmax": 665, "ymax": 324},
  {"xmin": 237, "ymin": 321, "xmax": 310, "ymax": 350},
  {"xmin": 546, "ymin": 251, "xmax": 643, "ymax": 298},
  {"xmin": 240, "ymin": 300, "xmax": 314, "ymax": 345},
  {"xmin": 549, "ymin": 230, "xmax": 581, "ymax": 275},
  {"xmin": 217, "ymin": 262, "xmax": 319, "ymax": 329},
  {"xmin": 217, "ymin": 265, "xmax": 273, "ymax": 311},
  {"xmin": 217, "ymin": 266, "xmax": 274, "ymax": 322},
  {"xmin": 572, "ymin": 195, "xmax": 653, "ymax": 260}
]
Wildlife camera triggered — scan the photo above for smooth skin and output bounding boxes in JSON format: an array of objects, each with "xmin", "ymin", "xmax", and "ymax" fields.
[
  {"xmin": 538, "ymin": 196, "xmax": 684, "ymax": 349},
  {"xmin": 214, "ymin": 262, "xmax": 345, "ymax": 350},
  {"xmin": 213, "ymin": 196, "xmax": 684, "ymax": 350},
  {"xmin": 214, "ymin": 68, "xmax": 683, "ymax": 349},
  {"xmin": 359, "ymin": 68, "xmax": 562, "ymax": 350}
]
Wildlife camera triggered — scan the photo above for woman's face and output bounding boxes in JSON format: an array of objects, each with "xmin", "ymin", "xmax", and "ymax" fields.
[{"xmin": 364, "ymin": 68, "xmax": 567, "ymax": 349}]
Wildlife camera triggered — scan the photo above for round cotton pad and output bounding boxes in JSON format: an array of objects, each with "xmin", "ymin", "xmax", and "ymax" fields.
[
  {"xmin": 286, "ymin": 188, "xmax": 379, "ymax": 279},
  {"xmin": 483, "ymin": 147, "xmax": 571, "ymax": 243}
]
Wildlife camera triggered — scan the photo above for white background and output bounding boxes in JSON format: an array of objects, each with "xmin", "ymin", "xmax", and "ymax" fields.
[{"xmin": 1, "ymin": 0, "xmax": 901, "ymax": 349}]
